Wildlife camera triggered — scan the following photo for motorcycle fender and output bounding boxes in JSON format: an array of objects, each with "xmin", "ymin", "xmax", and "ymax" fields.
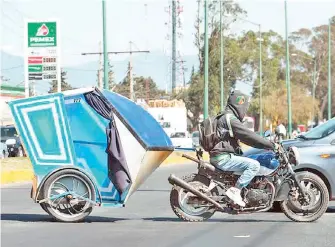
[{"xmin": 274, "ymin": 181, "xmax": 291, "ymax": 201}]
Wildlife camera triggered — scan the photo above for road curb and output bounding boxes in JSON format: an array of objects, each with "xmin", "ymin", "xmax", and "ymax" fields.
[
  {"xmin": 0, "ymin": 151, "xmax": 203, "ymax": 185},
  {"xmin": 1, "ymin": 169, "xmax": 34, "ymax": 185}
]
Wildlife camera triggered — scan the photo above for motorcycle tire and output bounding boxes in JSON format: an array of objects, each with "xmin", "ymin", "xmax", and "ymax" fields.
[
  {"xmin": 170, "ymin": 174, "xmax": 216, "ymax": 222},
  {"xmin": 280, "ymin": 171, "xmax": 329, "ymax": 222}
]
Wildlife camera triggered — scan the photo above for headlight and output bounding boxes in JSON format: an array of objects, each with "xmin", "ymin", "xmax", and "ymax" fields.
[{"xmin": 288, "ymin": 146, "xmax": 300, "ymax": 166}]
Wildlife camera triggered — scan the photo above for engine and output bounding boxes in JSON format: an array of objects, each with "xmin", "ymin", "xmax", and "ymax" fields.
[{"xmin": 245, "ymin": 189, "xmax": 271, "ymax": 207}]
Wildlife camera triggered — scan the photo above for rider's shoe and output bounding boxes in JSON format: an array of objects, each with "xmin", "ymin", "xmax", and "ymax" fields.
[{"xmin": 225, "ymin": 187, "xmax": 246, "ymax": 207}]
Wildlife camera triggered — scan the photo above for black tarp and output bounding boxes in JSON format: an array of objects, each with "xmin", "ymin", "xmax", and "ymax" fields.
[{"xmin": 84, "ymin": 89, "xmax": 132, "ymax": 196}]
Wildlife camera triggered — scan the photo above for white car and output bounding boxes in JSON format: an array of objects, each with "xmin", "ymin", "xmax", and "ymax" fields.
[
  {"xmin": 170, "ymin": 132, "xmax": 193, "ymax": 148},
  {"xmin": 191, "ymin": 131, "xmax": 200, "ymax": 148}
]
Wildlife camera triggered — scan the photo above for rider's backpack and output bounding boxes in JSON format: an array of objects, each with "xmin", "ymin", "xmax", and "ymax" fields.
[{"xmin": 198, "ymin": 113, "xmax": 234, "ymax": 152}]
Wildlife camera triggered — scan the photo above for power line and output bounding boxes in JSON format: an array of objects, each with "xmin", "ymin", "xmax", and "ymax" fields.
[
  {"xmin": 3, "ymin": 1, "xmax": 79, "ymax": 44},
  {"xmin": 82, "ymin": 43, "xmax": 150, "ymax": 101},
  {"xmin": 1, "ymin": 65, "xmax": 24, "ymax": 71},
  {"xmin": 65, "ymin": 68, "xmax": 98, "ymax": 72},
  {"xmin": 1, "ymin": 8, "xmax": 24, "ymax": 29},
  {"xmin": 1, "ymin": 22, "xmax": 23, "ymax": 38}
]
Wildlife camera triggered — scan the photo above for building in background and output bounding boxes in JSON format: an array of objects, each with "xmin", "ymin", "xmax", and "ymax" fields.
[
  {"xmin": 0, "ymin": 85, "xmax": 25, "ymax": 125},
  {"xmin": 146, "ymin": 99, "xmax": 188, "ymax": 137}
]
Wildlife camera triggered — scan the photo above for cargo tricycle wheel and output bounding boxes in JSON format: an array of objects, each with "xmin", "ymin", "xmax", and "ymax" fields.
[{"xmin": 42, "ymin": 169, "xmax": 96, "ymax": 222}]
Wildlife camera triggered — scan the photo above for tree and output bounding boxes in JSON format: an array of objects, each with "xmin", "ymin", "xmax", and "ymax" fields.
[
  {"xmin": 262, "ymin": 83, "xmax": 319, "ymax": 127},
  {"xmin": 113, "ymin": 76, "xmax": 166, "ymax": 101},
  {"xmin": 48, "ymin": 69, "xmax": 74, "ymax": 93},
  {"xmin": 288, "ymin": 18, "xmax": 335, "ymax": 119}
]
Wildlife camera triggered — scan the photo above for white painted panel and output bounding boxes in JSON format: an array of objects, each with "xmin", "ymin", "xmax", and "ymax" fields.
[{"xmin": 114, "ymin": 114, "xmax": 146, "ymax": 182}]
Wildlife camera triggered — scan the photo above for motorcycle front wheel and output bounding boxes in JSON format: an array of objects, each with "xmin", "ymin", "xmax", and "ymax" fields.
[
  {"xmin": 280, "ymin": 171, "xmax": 329, "ymax": 222},
  {"xmin": 169, "ymin": 174, "xmax": 216, "ymax": 222}
]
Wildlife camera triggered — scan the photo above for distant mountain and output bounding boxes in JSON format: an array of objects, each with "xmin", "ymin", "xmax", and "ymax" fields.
[
  {"xmin": 1, "ymin": 52, "xmax": 24, "ymax": 84},
  {"xmin": 1, "ymin": 51, "xmax": 199, "ymax": 92}
]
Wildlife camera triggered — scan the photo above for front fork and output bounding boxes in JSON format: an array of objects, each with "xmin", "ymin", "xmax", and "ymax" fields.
[{"xmin": 288, "ymin": 165, "xmax": 309, "ymax": 202}]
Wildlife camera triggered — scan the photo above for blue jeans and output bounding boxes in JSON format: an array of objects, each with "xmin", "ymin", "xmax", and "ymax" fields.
[{"xmin": 210, "ymin": 153, "xmax": 260, "ymax": 189}]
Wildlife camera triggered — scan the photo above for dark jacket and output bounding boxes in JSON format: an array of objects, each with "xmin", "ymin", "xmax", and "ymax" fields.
[{"xmin": 210, "ymin": 90, "xmax": 274, "ymax": 157}]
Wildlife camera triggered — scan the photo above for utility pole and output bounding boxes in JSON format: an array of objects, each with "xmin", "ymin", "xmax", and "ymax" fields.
[
  {"xmin": 285, "ymin": 0, "xmax": 292, "ymax": 138},
  {"xmin": 146, "ymin": 78, "xmax": 149, "ymax": 102},
  {"xmin": 98, "ymin": 41, "xmax": 103, "ymax": 89},
  {"xmin": 312, "ymin": 58, "xmax": 316, "ymax": 122},
  {"xmin": 204, "ymin": 0, "xmax": 209, "ymax": 119},
  {"xmin": 129, "ymin": 41, "xmax": 134, "ymax": 101},
  {"xmin": 82, "ymin": 44, "xmax": 149, "ymax": 100},
  {"xmin": 172, "ymin": 0, "xmax": 177, "ymax": 92},
  {"xmin": 31, "ymin": 81, "xmax": 36, "ymax": 96},
  {"xmin": 176, "ymin": 60, "xmax": 186, "ymax": 88}
]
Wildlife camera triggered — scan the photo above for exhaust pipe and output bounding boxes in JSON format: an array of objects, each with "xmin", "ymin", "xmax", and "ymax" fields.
[{"xmin": 168, "ymin": 174, "xmax": 224, "ymax": 210}]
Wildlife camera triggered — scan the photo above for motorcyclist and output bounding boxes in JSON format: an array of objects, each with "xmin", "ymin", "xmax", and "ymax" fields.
[{"xmin": 210, "ymin": 89, "xmax": 279, "ymax": 207}]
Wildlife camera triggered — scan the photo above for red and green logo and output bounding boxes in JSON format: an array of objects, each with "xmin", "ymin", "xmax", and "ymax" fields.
[
  {"xmin": 27, "ymin": 22, "xmax": 57, "ymax": 47},
  {"xmin": 236, "ymin": 96, "xmax": 245, "ymax": 105},
  {"xmin": 36, "ymin": 24, "xmax": 49, "ymax": 36}
]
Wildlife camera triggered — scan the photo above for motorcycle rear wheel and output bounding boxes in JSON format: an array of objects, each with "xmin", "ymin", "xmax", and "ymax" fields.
[
  {"xmin": 280, "ymin": 171, "xmax": 329, "ymax": 222},
  {"xmin": 170, "ymin": 174, "xmax": 216, "ymax": 222}
]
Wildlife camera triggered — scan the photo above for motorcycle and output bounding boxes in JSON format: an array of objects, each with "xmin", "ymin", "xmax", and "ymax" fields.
[{"xmin": 168, "ymin": 129, "xmax": 329, "ymax": 222}]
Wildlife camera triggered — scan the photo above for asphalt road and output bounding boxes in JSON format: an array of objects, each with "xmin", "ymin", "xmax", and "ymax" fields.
[{"xmin": 1, "ymin": 164, "xmax": 335, "ymax": 247}]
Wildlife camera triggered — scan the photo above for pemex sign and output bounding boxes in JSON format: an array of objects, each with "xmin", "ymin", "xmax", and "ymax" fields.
[
  {"xmin": 24, "ymin": 19, "xmax": 61, "ymax": 97},
  {"xmin": 28, "ymin": 22, "xmax": 57, "ymax": 47}
]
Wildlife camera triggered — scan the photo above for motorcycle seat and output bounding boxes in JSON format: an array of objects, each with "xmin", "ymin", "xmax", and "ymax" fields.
[{"xmin": 203, "ymin": 161, "xmax": 235, "ymax": 175}]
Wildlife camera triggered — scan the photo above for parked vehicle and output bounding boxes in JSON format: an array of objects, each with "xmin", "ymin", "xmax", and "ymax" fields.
[
  {"xmin": 170, "ymin": 132, "xmax": 192, "ymax": 148},
  {"xmin": 168, "ymin": 127, "xmax": 329, "ymax": 222},
  {"xmin": 191, "ymin": 131, "xmax": 199, "ymax": 148},
  {"xmin": 0, "ymin": 125, "xmax": 25, "ymax": 157},
  {"xmin": 0, "ymin": 142, "xmax": 8, "ymax": 159},
  {"xmin": 243, "ymin": 117, "xmax": 335, "ymax": 210}
]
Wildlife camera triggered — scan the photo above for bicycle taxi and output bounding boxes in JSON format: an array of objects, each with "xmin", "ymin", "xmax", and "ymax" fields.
[{"xmin": 7, "ymin": 87, "xmax": 175, "ymax": 222}]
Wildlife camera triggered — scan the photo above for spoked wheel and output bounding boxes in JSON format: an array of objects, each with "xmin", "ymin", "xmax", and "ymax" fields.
[
  {"xmin": 170, "ymin": 174, "xmax": 216, "ymax": 222},
  {"xmin": 280, "ymin": 172, "xmax": 329, "ymax": 222},
  {"xmin": 41, "ymin": 169, "xmax": 96, "ymax": 222}
]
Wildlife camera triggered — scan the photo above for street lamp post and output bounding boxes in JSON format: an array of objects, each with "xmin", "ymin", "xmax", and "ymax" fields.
[
  {"xmin": 220, "ymin": 0, "xmax": 224, "ymax": 112},
  {"xmin": 234, "ymin": 16, "xmax": 263, "ymax": 135},
  {"xmin": 312, "ymin": 59, "xmax": 317, "ymax": 121},
  {"xmin": 328, "ymin": 18, "xmax": 333, "ymax": 120},
  {"xmin": 258, "ymin": 24, "xmax": 263, "ymax": 136},
  {"xmin": 102, "ymin": 0, "xmax": 108, "ymax": 90},
  {"xmin": 204, "ymin": 0, "xmax": 209, "ymax": 119},
  {"xmin": 285, "ymin": 0, "xmax": 292, "ymax": 138}
]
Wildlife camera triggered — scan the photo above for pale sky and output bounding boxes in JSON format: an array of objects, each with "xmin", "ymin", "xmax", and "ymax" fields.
[{"xmin": 1, "ymin": 0, "xmax": 335, "ymax": 67}]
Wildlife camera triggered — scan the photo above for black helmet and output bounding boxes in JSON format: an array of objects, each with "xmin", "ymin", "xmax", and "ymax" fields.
[{"xmin": 225, "ymin": 89, "xmax": 251, "ymax": 122}]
